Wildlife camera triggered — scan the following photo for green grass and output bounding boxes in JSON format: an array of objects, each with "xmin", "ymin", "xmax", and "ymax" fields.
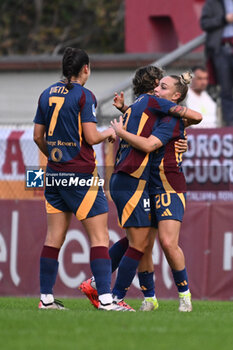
[{"xmin": 0, "ymin": 298, "xmax": 233, "ymax": 350}]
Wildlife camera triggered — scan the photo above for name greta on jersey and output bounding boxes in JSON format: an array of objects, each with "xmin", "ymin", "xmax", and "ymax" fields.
[
  {"xmin": 47, "ymin": 140, "xmax": 77, "ymax": 147},
  {"xmin": 46, "ymin": 174, "xmax": 104, "ymax": 187},
  {"xmin": 50, "ymin": 86, "xmax": 69, "ymax": 95}
]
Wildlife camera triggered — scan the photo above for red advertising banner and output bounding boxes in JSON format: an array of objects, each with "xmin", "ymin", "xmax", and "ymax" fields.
[
  {"xmin": 206, "ymin": 203, "xmax": 233, "ymax": 300},
  {"xmin": 184, "ymin": 127, "xmax": 233, "ymax": 201},
  {"xmin": 1, "ymin": 127, "xmax": 233, "ymax": 201},
  {"xmin": 0, "ymin": 200, "xmax": 233, "ymax": 300}
]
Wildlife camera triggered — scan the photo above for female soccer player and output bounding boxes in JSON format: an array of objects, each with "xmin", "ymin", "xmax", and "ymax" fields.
[
  {"xmin": 111, "ymin": 72, "xmax": 198, "ymax": 312},
  {"xmin": 33, "ymin": 47, "xmax": 128, "ymax": 311},
  {"xmin": 80, "ymin": 67, "xmax": 201, "ymax": 312}
]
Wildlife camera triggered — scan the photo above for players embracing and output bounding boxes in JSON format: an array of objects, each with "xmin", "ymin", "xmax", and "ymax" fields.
[{"xmin": 80, "ymin": 66, "xmax": 202, "ymax": 312}]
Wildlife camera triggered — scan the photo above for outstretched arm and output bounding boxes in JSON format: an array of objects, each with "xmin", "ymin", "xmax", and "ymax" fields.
[
  {"xmin": 169, "ymin": 105, "xmax": 202, "ymax": 126},
  {"xmin": 82, "ymin": 123, "xmax": 116, "ymax": 145}
]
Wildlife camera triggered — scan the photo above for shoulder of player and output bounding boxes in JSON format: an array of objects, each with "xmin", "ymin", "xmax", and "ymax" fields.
[
  {"xmin": 38, "ymin": 83, "xmax": 57, "ymax": 102},
  {"xmin": 79, "ymin": 85, "xmax": 95, "ymax": 96},
  {"xmin": 129, "ymin": 94, "xmax": 149, "ymax": 111},
  {"xmin": 133, "ymin": 93, "xmax": 147, "ymax": 104},
  {"xmin": 79, "ymin": 85, "xmax": 97, "ymax": 103},
  {"xmin": 148, "ymin": 95, "xmax": 175, "ymax": 109}
]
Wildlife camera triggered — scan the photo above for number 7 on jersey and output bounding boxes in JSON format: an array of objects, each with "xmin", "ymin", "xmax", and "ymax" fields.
[{"xmin": 48, "ymin": 96, "xmax": 65, "ymax": 136}]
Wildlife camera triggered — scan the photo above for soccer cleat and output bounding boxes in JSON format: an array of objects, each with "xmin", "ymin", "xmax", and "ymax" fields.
[
  {"xmin": 139, "ymin": 297, "xmax": 159, "ymax": 311},
  {"xmin": 38, "ymin": 299, "xmax": 67, "ymax": 310},
  {"xmin": 98, "ymin": 302, "xmax": 132, "ymax": 312},
  {"xmin": 79, "ymin": 278, "xmax": 99, "ymax": 308},
  {"xmin": 179, "ymin": 292, "xmax": 192, "ymax": 312},
  {"xmin": 114, "ymin": 300, "xmax": 136, "ymax": 312}
]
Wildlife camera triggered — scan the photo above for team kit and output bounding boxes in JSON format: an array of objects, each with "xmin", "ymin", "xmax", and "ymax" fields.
[{"xmin": 32, "ymin": 48, "xmax": 202, "ymax": 312}]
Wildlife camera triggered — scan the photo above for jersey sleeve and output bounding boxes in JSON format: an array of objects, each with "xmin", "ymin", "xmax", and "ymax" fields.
[
  {"xmin": 79, "ymin": 89, "xmax": 97, "ymax": 123},
  {"xmin": 33, "ymin": 94, "xmax": 46, "ymax": 125},
  {"xmin": 152, "ymin": 116, "xmax": 181, "ymax": 145},
  {"xmin": 150, "ymin": 96, "xmax": 176, "ymax": 115}
]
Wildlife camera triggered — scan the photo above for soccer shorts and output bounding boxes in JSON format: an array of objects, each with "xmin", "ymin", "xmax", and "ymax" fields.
[
  {"xmin": 110, "ymin": 172, "xmax": 151, "ymax": 228},
  {"xmin": 150, "ymin": 192, "xmax": 186, "ymax": 224},
  {"xmin": 44, "ymin": 170, "xmax": 108, "ymax": 221}
]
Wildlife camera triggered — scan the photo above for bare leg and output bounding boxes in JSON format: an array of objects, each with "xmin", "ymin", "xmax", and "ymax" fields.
[
  {"xmin": 158, "ymin": 220, "xmax": 185, "ymax": 271},
  {"xmin": 81, "ymin": 212, "xmax": 109, "ymax": 247},
  {"xmin": 45, "ymin": 212, "xmax": 72, "ymax": 248},
  {"xmin": 125, "ymin": 226, "xmax": 151, "ymax": 252},
  {"xmin": 158, "ymin": 219, "xmax": 192, "ymax": 311}
]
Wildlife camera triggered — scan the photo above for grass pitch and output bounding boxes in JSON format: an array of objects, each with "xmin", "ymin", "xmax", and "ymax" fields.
[{"xmin": 0, "ymin": 298, "xmax": 233, "ymax": 350}]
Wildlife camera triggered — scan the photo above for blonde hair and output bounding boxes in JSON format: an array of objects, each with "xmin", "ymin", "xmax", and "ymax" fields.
[
  {"xmin": 170, "ymin": 71, "xmax": 192, "ymax": 103},
  {"xmin": 179, "ymin": 71, "xmax": 192, "ymax": 85}
]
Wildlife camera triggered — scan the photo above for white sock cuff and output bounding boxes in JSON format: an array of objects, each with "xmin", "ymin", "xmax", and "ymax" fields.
[
  {"xmin": 98, "ymin": 293, "xmax": 112, "ymax": 305},
  {"xmin": 41, "ymin": 294, "xmax": 54, "ymax": 304}
]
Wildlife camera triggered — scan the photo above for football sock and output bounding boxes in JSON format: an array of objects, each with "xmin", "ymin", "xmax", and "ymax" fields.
[
  {"xmin": 41, "ymin": 293, "xmax": 54, "ymax": 304},
  {"xmin": 90, "ymin": 246, "xmax": 112, "ymax": 296},
  {"xmin": 112, "ymin": 247, "xmax": 144, "ymax": 300},
  {"xmin": 40, "ymin": 245, "xmax": 60, "ymax": 294},
  {"xmin": 172, "ymin": 267, "xmax": 189, "ymax": 293},
  {"xmin": 98, "ymin": 293, "xmax": 112, "ymax": 305},
  {"xmin": 109, "ymin": 237, "xmax": 129, "ymax": 272},
  {"xmin": 138, "ymin": 271, "xmax": 155, "ymax": 298}
]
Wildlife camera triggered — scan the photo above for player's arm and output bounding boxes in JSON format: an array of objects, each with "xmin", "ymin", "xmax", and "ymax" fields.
[
  {"xmin": 81, "ymin": 91, "xmax": 116, "ymax": 145},
  {"xmin": 82, "ymin": 122, "xmax": 116, "ymax": 145},
  {"xmin": 113, "ymin": 91, "xmax": 129, "ymax": 113},
  {"xmin": 33, "ymin": 123, "xmax": 49, "ymax": 157},
  {"xmin": 111, "ymin": 116, "xmax": 162, "ymax": 153},
  {"xmin": 168, "ymin": 105, "xmax": 202, "ymax": 125}
]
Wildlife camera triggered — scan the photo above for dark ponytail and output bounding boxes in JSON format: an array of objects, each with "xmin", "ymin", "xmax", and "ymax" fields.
[{"xmin": 62, "ymin": 47, "xmax": 89, "ymax": 90}]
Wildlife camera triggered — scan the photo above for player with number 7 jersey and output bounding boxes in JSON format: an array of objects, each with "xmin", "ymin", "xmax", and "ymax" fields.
[
  {"xmin": 33, "ymin": 47, "xmax": 130, "ymax": 312},
  {"xmin": 35, "ymin": 79, "xmax": 97, "ymax": 172}
]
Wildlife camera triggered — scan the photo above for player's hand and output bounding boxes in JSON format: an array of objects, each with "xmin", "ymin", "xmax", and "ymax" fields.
[
  {"xmin": 113, "ymin": 91, "xmax": 125, "ymax": 111},
  {"xmin": 111, "ymin": 116, "xmax": 124, "ymax": 135},
  {"xmin": 108, "ymin": 127, "xmax": 116, "ymax": 143},
  {"xmin": 175, "ymin": 135, "xmax": 188, "ymax": 153}
]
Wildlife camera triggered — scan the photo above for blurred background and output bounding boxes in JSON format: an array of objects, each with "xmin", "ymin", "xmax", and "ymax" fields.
[{"xmin": 0, "ymin": 0, "xmax": 208, "ymax": 125}]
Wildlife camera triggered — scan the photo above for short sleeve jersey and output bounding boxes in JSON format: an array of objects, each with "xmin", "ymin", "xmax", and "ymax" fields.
[
  {"xmin": 149, "ymin": 116, "xmax": 186, "ymax": 194},
  {"xmin": 114, "ymin": 94, "xmax": 176, "ymax": 180},
  {"xmin": 34, "ymin": 81, "xmax": 97, "ymax": 173}
]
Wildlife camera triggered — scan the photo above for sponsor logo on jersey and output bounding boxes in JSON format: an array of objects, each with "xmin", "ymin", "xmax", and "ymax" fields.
[{"xmin": 143, "ymin": 198, "xmax": 150, "ymax": 211}]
